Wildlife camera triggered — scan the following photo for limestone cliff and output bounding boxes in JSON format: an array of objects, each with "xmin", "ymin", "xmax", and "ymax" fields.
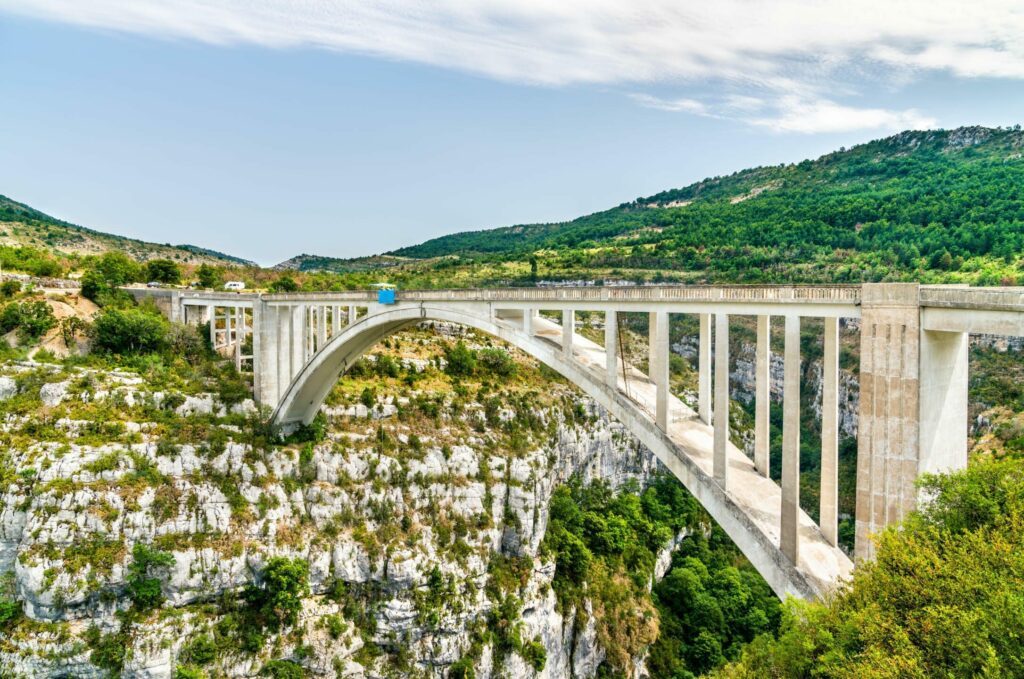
[{"xmin": 0, "ymin": 327, "xmax": 678, "ymax": 678}]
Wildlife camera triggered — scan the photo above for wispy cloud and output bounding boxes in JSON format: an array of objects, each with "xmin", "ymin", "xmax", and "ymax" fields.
[{"xmin": 3, "ymin": 1, "xmax": 1022, "ymax": 132}]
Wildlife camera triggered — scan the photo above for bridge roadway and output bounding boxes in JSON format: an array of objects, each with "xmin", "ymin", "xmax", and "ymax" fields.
[{"xmin": 129, "ymin": 283, "xmax": 1024, "ymax": 601}]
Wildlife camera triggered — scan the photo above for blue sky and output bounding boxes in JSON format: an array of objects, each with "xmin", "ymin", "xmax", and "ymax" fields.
[{"xmin": 1, "ymin": 2, "xmax": 1023, "ymax": 265}]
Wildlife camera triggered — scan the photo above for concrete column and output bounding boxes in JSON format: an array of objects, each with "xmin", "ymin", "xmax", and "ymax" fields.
[
  {"xmin": 713, "ymin": 313, "xmax": 729, "ymax": 487},
  {"xmin": 648, "ymin": 312, "xmax": 658, "ymax": 378},
  {"xmin": 781, "ymin": 315, "xmax": 801, "ymax": 564},
  {"xmin": 524, "ymin": 308, "xmax": 534, "ymax": 337},
  {"xmin": 276, "ymin": 308, "xmax": 289, "ymax": 400},
  {"xmin": 252, "ymin": 303, "xmax": 262, "ymax": 399},
  {"xmin": 331, "ymin": 305, "xmax": 341, "ymax": 336},
  {"xmin": 856, "ymin": 283, "xmax": 920, "ymax": 561},
  {"xmin": 605, "ymin": 309, "xmax": 618, "ymax": 387},
  {"xmin": 653, "ymin": 311, "xmax": 670, "ymax": 430},
  {"xmin": 317, "ymin": 306, "xmax": 328, "ymax": 351},
  {"xmin": 348, "ymin": 305, "xmax": 357, "ymax": 326},
  {"xmin": 754, "ymin": 315, "xmax": 771, "ymax": 477},
  {"xmin": 821, "ymin": 317, "xmax": 839, "ymax": 546},
  {"xmin": 699, "ymin": 313, "xmax": 712, "ymax": 425},
  {"xmin": 306, "ymin": 307, "xmax": 314, "ymax": 360},
  {"xmin": 234, "ymin": 306, "xmax": 244, "ymax": 371},
  {"xmin": 920, "ymin": 329, "xmax": 969, "ymax": 479},
  {"xmin": 208, "ymin": 305, "xmax": 216, "ymax": 347},
  {"xmin": 290, "ymin": 305, "xmax": 305, "ymax": 382},
  {"xmin": 562, "ymin": 309, "xmax": 574, "ymax": 357}
]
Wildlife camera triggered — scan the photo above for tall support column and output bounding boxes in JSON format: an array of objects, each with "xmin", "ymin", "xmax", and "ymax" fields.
[
  {"xmin": 856, "ymin": 283, "xmax": 920, "ymax": 561},
  {"xmin": 648, "ymin": 312, "xmax": 658, "ymax": 377},
  {"xmin": 754, "ymin": 315, "xmax": 771, "ymax": 477},
  {"xmin": 919, "ymin": 329, "xmax": 969, "ymax": 476},
  {"xmin": 276, "ymin": 308, "xmax": 289, "ymax": 400},
  {"xmin": 699, "ymin": 313, "xmax": 712, "ymax": 424},
  {"xmin": 331, "ymin": 305, "xmax": 341, "ymax": 336},
  {"xmin": 653, "ymin": 311, "xmax": 670, "ymax": 430},
  {"xmin": 306, "ymin": 307, "xmax": 314, "ymax": 360},
  {"xmin": 781, "ymin": 315, "xmax": 801, "ymax": 564},
  {"xmin": 317, "ymin": 306, "xmax": 328, "ymax": 352},
  {"xmin": 252, "ymin": 302, "xmax": 264, "ymax": 400},
  {"xmin": 523, "ymin": 308, "xmax": 534, "ymax": 337},
  {"xmin": 713, "ymin": 314, "xmax": 729, "ymax": 487},
  {"xmin": 290, "ymin": 305, "xmax": 305, "ymax": 382},
  {"xmin": 234, "ymin": 306, "xmax": 244, "ymax": 371},
  {"xmin": 208, "ymin": 305, "xmax": 216, "ymax": 347},
  {"xmin": 562, "ymin": 309, "xmax": 574, "ymax": 357},
  {"xmin": 605, "ymin": 309, "xmax": 618, "ymax": 387},
  {"xmin": 821, "ymin": 317, "xmax": 839, "ymax": 546},
  {"xmin": 348, "ymin": 305, "xmax": 357, "ymax": 326}
]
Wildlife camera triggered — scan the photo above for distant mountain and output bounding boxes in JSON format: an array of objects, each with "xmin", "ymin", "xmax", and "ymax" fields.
[
  {"xmin": 383, "ymin": 126, "xmax": 1024, "ymax": 272},
  {"xmin": 274, "ymin": 253, "xmax": 410, "ymax": 273},
  {"xmin": 0, "ymin": 195, "xmax": 255, "ymax": 266}
]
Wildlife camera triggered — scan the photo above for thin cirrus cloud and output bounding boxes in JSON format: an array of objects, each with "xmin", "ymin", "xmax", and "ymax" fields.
[{"xmin": 3, "ymin": 0, "xmax": 1022, "ymax": 133}]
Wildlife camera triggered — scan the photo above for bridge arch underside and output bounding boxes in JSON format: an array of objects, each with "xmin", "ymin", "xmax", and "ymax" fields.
[{"xmin": 272, "ymin": 303, "xmax": 851, "ymax": 601}]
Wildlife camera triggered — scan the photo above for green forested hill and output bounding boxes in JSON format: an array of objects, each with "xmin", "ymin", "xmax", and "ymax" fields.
[{"xmin": 371, "ymin": 125, "xmax": 1024, "ymax": 286}]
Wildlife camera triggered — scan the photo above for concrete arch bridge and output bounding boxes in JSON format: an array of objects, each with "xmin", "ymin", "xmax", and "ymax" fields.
[{"xmin": 131, "ymin": 283, "xmax": 1024, "ymax": 601}]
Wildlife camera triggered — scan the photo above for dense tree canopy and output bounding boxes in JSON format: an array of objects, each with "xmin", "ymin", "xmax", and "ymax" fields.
[{"xmin": 717, "ymin": 456, "xmax": 1024, "ymax": 678}]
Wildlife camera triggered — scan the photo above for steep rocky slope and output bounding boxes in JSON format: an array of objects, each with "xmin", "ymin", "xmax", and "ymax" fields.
[{"xmin": 0, "ymin": 324, "xmax": 694, "ymax": 678}]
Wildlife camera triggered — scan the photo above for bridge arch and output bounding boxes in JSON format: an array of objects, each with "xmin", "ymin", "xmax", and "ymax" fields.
[{"xmin": 272, "ymin": 302, "xmax": 848, "ymax": 600}]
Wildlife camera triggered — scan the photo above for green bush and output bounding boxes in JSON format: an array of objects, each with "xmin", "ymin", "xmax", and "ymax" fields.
[
  {"xmin": 180, "ymin": 634, "xmax": 217, "ymax": 665},
  {"xmin": 81, "ymin": 251, "xmax": 143, "ymax": 302},
  {"xmin": 91, "ymin": 307, "xmax": 170, "ymax": 354},
  {"xmin": 244, "ymin": 557, "xmax": 309, "ymax": 630},
  {"xmin": 260, "ymin": 659, "xmax": 305, "ymax": 678},
  {"xmin": 520, "ymin": 639, "xmax": 547, "ymax": 672},
  {"xmin": 478, "ymin": 348, "xmax": 516, "ymax": 377},
  {"xmin": 0, "ymin": 279, "xmax": 21, "ymax": 298},
  {"xmin": 127, "ymin": 543, "xmax": 175, "ymax": 611},
  {"xmin": 146, "ymin": 259, "xmax": 182, "ymax": 284},
  {"xmin": 174, "ymin": 666, "xmax": 206, "ymax": 679},
  {"xmin": 0, "ymin": 300, "xmax": 56, "ymax": 341},
  {"xmin": 196, "ymin": 264, "xmax": 221, "ymax": 289},
  {"xmin": 448, "ymin": 657, "xmax": 476, "ymax": 679},
  {"xmin": 444, "ymin": 341, "xmax": 477, "ymax": 377},
  {"xmin": 270, "ymin": 276, "xmax": 298, "ymax": 293},
  {"xmin": 84, "ymin": 625, "xmax": 128, "ymax": 673}
]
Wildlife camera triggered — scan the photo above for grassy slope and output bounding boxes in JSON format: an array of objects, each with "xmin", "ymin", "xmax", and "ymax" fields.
[{"xmin": 0, "ymin": 195, "xmax": 254, "ymax": 267}]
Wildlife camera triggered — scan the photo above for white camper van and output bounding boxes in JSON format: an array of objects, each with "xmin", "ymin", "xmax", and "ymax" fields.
[{"xmin": 223, "ymin": 281, "xmax": 245, "ymax": 291}]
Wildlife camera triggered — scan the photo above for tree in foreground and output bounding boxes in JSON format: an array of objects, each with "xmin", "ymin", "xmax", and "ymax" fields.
[{"xmin": 717, "ymin": 456, "xmax": 1024, "ymax": 678}]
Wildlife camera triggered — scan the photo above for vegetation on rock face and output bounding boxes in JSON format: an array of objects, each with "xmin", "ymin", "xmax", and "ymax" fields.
[{"xmin": 126, "ymin": 543, "xmax": 176, "ymax": 611}]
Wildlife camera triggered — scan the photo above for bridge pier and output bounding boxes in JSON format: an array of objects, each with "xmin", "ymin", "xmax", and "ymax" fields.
[
  {"xmin": 713, "ymin": 313, "xmax": 730, "ymax": 487},
  {"xmin": 605, "ymin": 309, "xmax": 618, "ymax": 387},
  {"xmin": 754, "ymin": 315, "xmax": 771, "ymax": 477},
  {"xmin": 699, "ymin": 313, "xmax": 712, "ymax": 425},
  {"xmin": 781, "ymin": 315, "xmax": 801, "ymax": 563}
]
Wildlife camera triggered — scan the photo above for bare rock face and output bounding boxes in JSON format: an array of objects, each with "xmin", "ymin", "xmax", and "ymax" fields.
[{"xmin": 0, "ymin": 362, "xmax": 669, "ymax": 679}]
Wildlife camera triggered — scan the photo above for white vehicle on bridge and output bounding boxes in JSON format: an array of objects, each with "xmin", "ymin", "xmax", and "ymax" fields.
[{"xmin": 223, "ymin": 281, "xmax": 245, "ymax": 291}]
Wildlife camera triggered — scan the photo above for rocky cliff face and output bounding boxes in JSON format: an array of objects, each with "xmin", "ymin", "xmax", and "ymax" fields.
[{"xmin": 0, "ymin": 328, "xmax": 675, "ymax": 678}]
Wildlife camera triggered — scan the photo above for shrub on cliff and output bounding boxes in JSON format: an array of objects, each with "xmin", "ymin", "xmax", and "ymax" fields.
[{"xmin": 127, "ymin": 543, "xmax": 175, "ymax": 611}]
